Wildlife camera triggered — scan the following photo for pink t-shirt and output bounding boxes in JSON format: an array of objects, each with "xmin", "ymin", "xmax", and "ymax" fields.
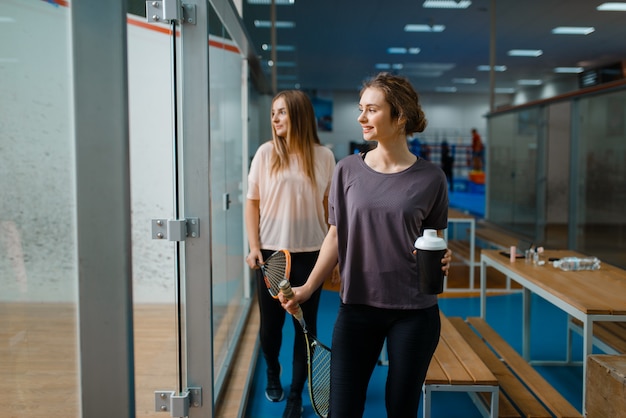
[{"xmin": 247, "ymin": 141, "xmax": 336, "ymax": 252}]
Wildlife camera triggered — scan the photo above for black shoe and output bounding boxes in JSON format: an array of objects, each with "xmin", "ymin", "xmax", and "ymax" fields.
[
  {"xmin": 265, "ymin": 365, "xmax": 284, "ymax": 402},
  {"xmin": 282, "ymin": 394, "xmax": 303, "ymax": 418}
]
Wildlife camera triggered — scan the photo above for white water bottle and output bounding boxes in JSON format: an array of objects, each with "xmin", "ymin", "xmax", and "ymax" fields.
[{"xmin": 553, "ymin": 257, "xmax": 601, "ymax": 271}]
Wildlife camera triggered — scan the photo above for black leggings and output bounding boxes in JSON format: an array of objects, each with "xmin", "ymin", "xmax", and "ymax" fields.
[
  {"xmin": 256, "ymin": 249, "xmax": 322, "ymax": 396},
  {"xmin": 329, "ymin": 303, "xmax": 440, "ymax": 418}
]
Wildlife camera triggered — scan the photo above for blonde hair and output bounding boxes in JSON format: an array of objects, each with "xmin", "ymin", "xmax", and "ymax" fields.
[{"xmin": 270, "ymin": 90, "xmax": 321, "ymax": 185}]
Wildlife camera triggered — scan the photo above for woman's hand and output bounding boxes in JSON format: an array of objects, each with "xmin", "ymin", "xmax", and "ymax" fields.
[
  {"xmin": 246, "ymin": 249, "xmax": 263, "ymax": 269},
  {"xmin": 277, "ymin": 285, "xmax": 308, "ymax": 316},
  {"xmin": 441, "ymin": 248, "xmax": 453, "ymax": 276}
]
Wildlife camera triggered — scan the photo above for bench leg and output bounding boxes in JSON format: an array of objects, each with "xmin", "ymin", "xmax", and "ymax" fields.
[
  {"xmin": 422, "ymin": 385, "xmax": 432, "ymax": 418},
  {"xmin": 489, "ymin": 387, "xmax": 499, "ymax": 418}
]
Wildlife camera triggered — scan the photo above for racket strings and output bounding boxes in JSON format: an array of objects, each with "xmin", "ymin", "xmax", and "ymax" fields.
[
  {"xmin": 309, "ymin": 341, "xmax": 331, "ymax": 417},
  {"xmin": 263, "ymin": 251, "xmax": 288, "ymax": 297}
]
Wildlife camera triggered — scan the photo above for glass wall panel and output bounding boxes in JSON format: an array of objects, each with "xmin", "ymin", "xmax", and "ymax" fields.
[
  {"xmin": 487, "ymin": 107, "xmax": 543, "ymax": 238},
  {"xmin": 0, "ymin": 1, "xmax": 78, "ymax": 416},
  {"xmin": 575, "ymin": 91, "xmax": 626, "ymax": 268},
  {"xmin": 208, "ymin": 2, "xmax": 247, "ymax": 390}
]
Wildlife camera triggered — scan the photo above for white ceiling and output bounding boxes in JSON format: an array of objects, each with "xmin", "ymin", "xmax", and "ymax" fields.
[{"xmin": 241, "ymin": 0, "xmax": 626, "ymax": 94}]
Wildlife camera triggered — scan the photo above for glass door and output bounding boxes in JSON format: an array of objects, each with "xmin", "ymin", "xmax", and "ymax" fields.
[{"xmin": 0, "ymin": 1, "xmax": 79, "ymax": 416}]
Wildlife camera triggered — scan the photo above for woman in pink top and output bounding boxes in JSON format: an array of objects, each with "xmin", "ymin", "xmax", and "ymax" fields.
[{"xmin": 245, "ymin": 90, "xmax": 336, "ymax": 418}]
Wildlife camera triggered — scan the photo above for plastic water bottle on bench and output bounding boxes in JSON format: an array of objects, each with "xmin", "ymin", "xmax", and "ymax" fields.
[{"xmin": 552, "ymin": 256, "xmax": 601, "ymax": 271}]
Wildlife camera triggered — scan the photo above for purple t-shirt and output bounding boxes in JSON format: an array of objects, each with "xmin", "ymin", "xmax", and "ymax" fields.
[{"xmin": 328, "ymin": 153, "xmax": 448, "ymax": 309}]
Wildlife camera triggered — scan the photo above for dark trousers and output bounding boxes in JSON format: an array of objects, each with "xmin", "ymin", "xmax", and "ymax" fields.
[
  {"xmin": 329, "ymin": 303, "xmax": 440, "ymax": 418},
  {"xmin": 256, "ymin": 249, "xmax": 322, "ymax": 396}
]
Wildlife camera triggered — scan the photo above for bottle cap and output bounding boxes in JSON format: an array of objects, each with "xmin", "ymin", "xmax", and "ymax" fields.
[{"xmin": 414, "ymin": 229, "xmax": 447, "ymax": 250}]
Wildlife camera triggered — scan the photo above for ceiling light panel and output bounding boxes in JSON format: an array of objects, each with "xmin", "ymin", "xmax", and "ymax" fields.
[
  {"xmin": 403, "ymin": 62, "xmax": 455, "ymax": 71},
  {"xmin": 254, "ymin": 20, "xmax": 295, "ymax": 28},
  {"xmin": 452, "ymin": 78, "xmax": 477, "ymax": 84},
  {"xmin": 597, "ymin": 2, "xmax": 626, "ymax": 11},
  {"xmin": 423, "ymin": 0, "xmax": 471, "ymax": 9},
  {"xmin": 508, "ymin": 49, "xmax": 543, "ymax": 57},
  {"xmin": 435, "ymin": 86, "xmax": 458, "ymax": 92},
  {"xmin": 387, "ymin": 47, "xmax": 407, "ymax": 54},
  {"xmin": 518, "ymin": 79, "xmax": 543, "ymax": 85},
  {"xmin": 262, "ymin": 44, "xmax": 296, "ymax": 52},
  {"xmin": 552, "ymin": 26, "xmax": 595, "ymax": 35},
  {"xmin": 477, "ymin": 65, "xmax": 507, "ymax": 72},
  {"xmin": 554, "ymin": 67, "xmax": 584, "ymax": 73},
  {"xmin": 404, "ymin": 24, "xmax": 445, "ymax": 32},
  {"xmin": 248, "ymin": 0, "xmax": 294, "ymax": 4}
]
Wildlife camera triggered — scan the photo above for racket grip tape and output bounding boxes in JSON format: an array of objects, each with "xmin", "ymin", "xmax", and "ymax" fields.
[{"xmin": 279, "ymin": 279, "xmax": 304, "ymax": 321}]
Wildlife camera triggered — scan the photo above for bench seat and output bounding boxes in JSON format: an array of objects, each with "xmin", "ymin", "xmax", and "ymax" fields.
[
  {"xmin": 422, "ymin": 313, "xmax": 499, "ymax": 417},
  {"xmin": 451, "ymin": 317, "xmax": 582, "ymax": 418}
]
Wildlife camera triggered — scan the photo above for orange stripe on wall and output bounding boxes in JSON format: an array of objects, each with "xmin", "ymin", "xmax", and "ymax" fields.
[
  {"xmin": 42, "ymin": 1, "xmax": 240, "ymax": 54},
  {"xmin": 128, "ymin": 17, "xmax": 175, "ymax": 36},
  {"xmin": 208, "ymin": 39, "xmax": 240, "ymax": 54}
]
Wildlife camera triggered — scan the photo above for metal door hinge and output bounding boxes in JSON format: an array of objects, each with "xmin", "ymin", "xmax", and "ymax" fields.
[
  {"xmin": 155, "ymin": 387, "xmax": 202, "ymax": 417},
  {"xmin": 151, "ymin": 217, "xmax": 199, "ymax": 241},
  {"xmin": 146, "ymin": 0, "xmax": 196, "ymax": 25}
]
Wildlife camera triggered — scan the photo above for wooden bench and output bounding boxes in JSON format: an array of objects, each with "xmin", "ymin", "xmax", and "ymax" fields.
[
  {"xmin": 569, "ymin": 318, "xmax": 626, "ymax": 354},
  {"xmin": 450, "ymin": 316, "xmax": 582, "ymax": 418},
  {"xmin": 422, "ymin": 312, "xmax": 499, "ymax": 418}
]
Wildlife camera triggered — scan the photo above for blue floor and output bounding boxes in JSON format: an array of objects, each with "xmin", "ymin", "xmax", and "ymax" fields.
[
  {"xmin": 449, "ymin": 190, "xmax": 485, "ymax": 218},
  {"xmin": 245, "ymin": 291, "xmax": 588, "ymax": 417}
]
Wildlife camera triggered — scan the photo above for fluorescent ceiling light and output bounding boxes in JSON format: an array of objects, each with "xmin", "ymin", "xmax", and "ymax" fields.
[
  {"xmin": 0, "ymin": 58, "xmax": 18, "ymax": 63},
  {"xmin": 508, "ymin": 49, "xmax": 543, "ymax": 57},
  {"xmin": 254, "ymin": 20, "xmax": 295, "ymax": 28},
  {"xmin": 597, "ymin": 2, "xmax": 626, "ymax": 11},
  {"xmin": 423, "ymin": 0, "xmax": 471, "ymax": 8},
  {"xmin": 276, "ymin": 61, "xmax": 296, "ymax": 67},
  {"xmin": 552, "ymin": 26, "xmax": 595, "ymax": 35},
  {"xmin": 404, "ymin": 62, "xmax": 455, "ymax": 71},
  {"xmin": 375, "ymin": 63, "xmax": 406, "ymax": 70},
  {"xmin": 248, "ymin": 0, "xmax": 294, "ymax": 4},
  {"xmin": 262, "ymin": 44, "xmax": 296, "ymax": 52},
  {"xmin": 518, "ymin": 79, "xmax": 543, "ymax": 86},
  {"xmin": 554, "ymin": 67, "xmax": 584, "ymax": 73},
  {"xmin": 452, "ymin": 78, "xmax": 477, "ymax": 84},
  {"xmin": 435, "ymin": 87, "xmax": 458, "ymax": 93},
  {"xmin": 477, "ymin": 65, "xmax": 507, "ymax": 72},
  {"xmin": 387, "ymin": 47, "xmax": 421, "ymax": 54},
  {"xmin": 405, "ymin": 70, "xmax": 444, "ymax": 77},
  {"xmin": 387, "ymin": 47, "xmax": 407, "ymax": 54},
  {"xmin": 0, "ymin": 17, "xmax": 16, "ymax": 23},
  {"xmin": 495, "ymin": 87, "xmax": 516, "ymax": 94},
  {"xmin": 404, "ymin": 24, "xmax": 445, "ymax": 32}
]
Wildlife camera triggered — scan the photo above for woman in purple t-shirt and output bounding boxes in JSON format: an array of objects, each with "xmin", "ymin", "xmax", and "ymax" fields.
[{"xmin": 280, "ymin": 72, "xmax": 452, "ymax": 417}]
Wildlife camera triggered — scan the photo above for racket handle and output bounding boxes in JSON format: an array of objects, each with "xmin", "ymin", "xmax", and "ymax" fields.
[{"xmin": 279, "ymin": 279, "xmax": 304, "ymax": 321}]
